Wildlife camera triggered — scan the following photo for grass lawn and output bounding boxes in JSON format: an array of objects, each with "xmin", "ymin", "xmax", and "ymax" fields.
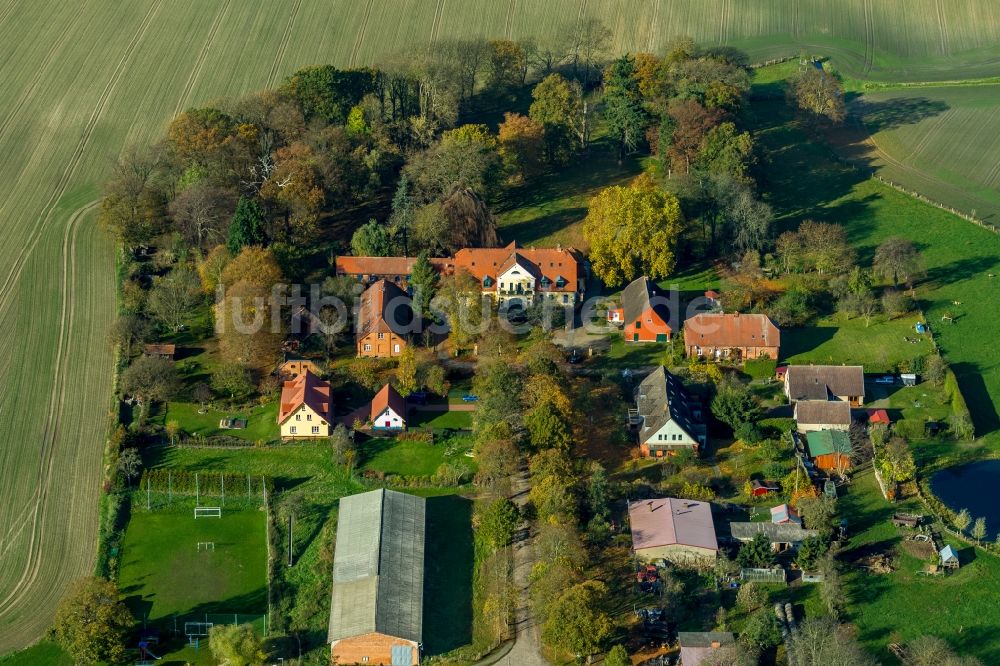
[
  {"xmin": 839, "ymin": 470, "xmax": 1000, "ymax": 662},
  {"xmin": 591, "ymin": 336, "xmax": 671, "ymax": 370},
  {"xmin": 0, "ymin": 643, "xmax": 70, "ymax": 666},
  {"xmin": 360, "ymin": 434, "xmax": 474, "ymax": 477},
  {"xmin": 159, "ymin": 401, "xmax": 280, "ymax": 442},
  {"xmin": 410, "ymin": 409, "xmax": 474, "ymax": 430},
  {"xmin": 119, "ymin": 507, "xmax": 267, "ymax": 624},
  {"xmin": 781, "ymin": 313, "xmax": 932, "ymax": 372}
]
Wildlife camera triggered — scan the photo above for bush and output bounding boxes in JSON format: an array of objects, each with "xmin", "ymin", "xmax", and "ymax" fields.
[
  {"xmin": 758, "ymin": 417, "xmax": 796, "ymax": 436},
  {"xmin": 735, "ymin": 422, "xmax": 764, "ymax": 445},
  {"xmin": 894, "ymin": 418, "xmax": 926, "ymax": 442},
  {"xmin": 736, "ymin": 582, "xmax": 767, "ymax": 611}
]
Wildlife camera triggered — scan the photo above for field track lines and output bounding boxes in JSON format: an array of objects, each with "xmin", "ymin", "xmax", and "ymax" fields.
[
  {"xmin": 0, "ymin": 199, "xmax": 88, "ymax": 621},
  {"xmin": 0, "ymin": 0, "xmax": 20, "ymax": 36},
  {"xmin": 719, "ymin": 0, "xmax": 729, "ymax": 44},
  {"xmin": 0, "ymin": 15, "xmax": 78, "ymax": 144},
  {"xmin": 0, "ymin": 0, "xmax": 161, "ymax": 320},
  {"xmin": 647, "ymin": 0, "xmax": 659, "ymax": 53},
  {"xmin": 504, "ymin": 0, "xmax": 516, "ymax": 39},
  {"xmin": 350, "ymin": 0, "xmax": 375, "ymax": 68},
  {"xmin": 172, "ymin": 0, "xmax": 231, "ymax": 118},
  {"xmin": 429, "ymin": 0, "xmax": 445, "ymax": 44},
  {"xmin": 934, "ymin": 0, "xmax": 949, "ymax": 55},
  {"xmin": 862, "ymin": 0, "xmax": 874, "ymax": 74},
  {"xmin": 266, "ymin": 0, "xmax": 301, "ymax": 89},
  {"xmin": 905, "ymin": 109, "xmax": 953, "ymax": 162}
]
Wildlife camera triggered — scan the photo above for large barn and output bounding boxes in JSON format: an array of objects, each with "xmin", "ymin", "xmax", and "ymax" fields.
[
  {"xmin": 328, "ymin": 489, "xmax": 425, "ymax": 665},
  {"xmin": 627, "ymin": 497, "xmax": 718, "ymax": 565}
]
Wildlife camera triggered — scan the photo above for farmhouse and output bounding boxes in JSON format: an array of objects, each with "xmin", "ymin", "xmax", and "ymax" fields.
[
  {"xmin": 806, "ymin": 429, "xmax": 853, "ymax": 472},
  {"xmin": 143, "ymin": 343, "xmax": 175, "ymax": 360},
  {"xmin": 452, "ymin": 242, "xmax": 585, "ymax": 308},
  {"xmin": 794, "ymin": 399, "xmax": 852, "ymax": 433},
  {"xmin": 729, "ymin": 522, "xmax": 818, "ymax": 552},
  {"xmin": 678, "ymin": 632, "xmax": 736, "ymax": 666},
  {"xmin": 357, "ymin": 279, "xmax": 413, "ymax": 358},
  {"xmin": 608, "ymin": 276, "xmax": 672, "ymax": 342},
  {"xmin": 370, "ymin": 383, "xmax": 406, "ymax": 431},
  {"xmin": 784, "ymin": 365, "xmax": 865, "ymax": 405},
  {"xmin": 329, "ymin": 489, "xmax": 425, "ymax": 665},
  {"xmin": 631, "ymin": 366, "xmax": 706, "ymax": 456},
  {"xmin": 627, "ymin": 497, "xmax": 718, "ymax": 565},
  {"xmin": 683, "ymin": 312, "xmax": 780, "ymax": 362},
  {"xmin": 278, "ymin": 370, "xmax": 333, "ymax": 440}
]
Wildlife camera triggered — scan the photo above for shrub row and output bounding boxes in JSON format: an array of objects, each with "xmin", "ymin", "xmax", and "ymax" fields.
[{"xmin": 138, "ymin": 468, "xmax": 273, "ymax": 498}]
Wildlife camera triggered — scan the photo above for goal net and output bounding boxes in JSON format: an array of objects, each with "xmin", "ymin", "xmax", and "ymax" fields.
[{"xmin": 194, "ymin": 506, "xmax": 221, "ymax": 519}]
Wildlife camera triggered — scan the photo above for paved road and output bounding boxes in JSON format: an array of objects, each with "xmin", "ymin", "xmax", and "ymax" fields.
[{"xmin": 503, "ymin": 469, "xmax": 548, "ymax": 666}]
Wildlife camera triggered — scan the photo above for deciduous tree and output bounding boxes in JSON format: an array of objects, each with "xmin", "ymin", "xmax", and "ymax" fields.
[
  {"xmin": 148, "ymin": 266, "xmax": 203, "ymax": 331},
  {"xmin": 208, "ymin": 623, "xmax": 268, "ymax": 666},
  {"xmin": 121, "ymin": 356, "xmax": 180, "ymax": 405},
  {"xmin": 54, "ymin": 577, "xmax": 133, "ymax": 665},
  {"xmin": 478, "ymin": 498, "xmax": 521, "ymax": 550},
  {"xmin": 583, "ymin": 174, "xmax": 683, "ymax": 287},
  {"xmin": 541, "ymin": 580, "xmax": 612, "ymax": 657},
  {"xmin": 350, "ymin": 219, "xmax": 394, "ymax": 256},
  {"xmin": 602, "ymin": 55, "xmax": 647, "ymax": 160},
  {"xmin": 874, "ymin": 236, "xmax": 923, "ymax": 288},
  {"xmin": 788, "ymin": 66, "xmax": 846, "ymax": 124},
  {"xmin": 497, "ymin": 112, "xmax": 545, "ymax": 181}
]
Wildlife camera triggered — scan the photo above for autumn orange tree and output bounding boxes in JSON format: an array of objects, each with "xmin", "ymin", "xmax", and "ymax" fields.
[
  {"xmin": 582, "ymin": 173, "xmax": 683, "ymax": 287},
  {"xmin": 497, "ymin": 112, "xmax": 544, "ymax": 182}
]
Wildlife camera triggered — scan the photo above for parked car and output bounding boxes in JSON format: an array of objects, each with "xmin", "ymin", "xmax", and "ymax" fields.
[
  {"xmin": 874, "ymin": 375, "xmax": 896, "ymax": 385},
  {"xmin": 461, "ymin": 394, "xmax": 479, "ymax": 402}
]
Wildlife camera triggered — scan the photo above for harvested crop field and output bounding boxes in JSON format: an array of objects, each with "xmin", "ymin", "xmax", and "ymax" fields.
[{"xmin": 0, "ymin": 0, "xmax": 998, "ymax": 653}]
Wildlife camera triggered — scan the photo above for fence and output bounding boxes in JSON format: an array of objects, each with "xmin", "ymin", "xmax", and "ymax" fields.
[
  {"xmin": 135, "ymin": 470, "xmax": 272, "ymax": 510},
  {"xmin": 741, "ymin": 567, "xmax": 787, "ymax": 584},
  {"xmin": 141, "ymin": 612, "xmax": 268, "ymax": 638}
]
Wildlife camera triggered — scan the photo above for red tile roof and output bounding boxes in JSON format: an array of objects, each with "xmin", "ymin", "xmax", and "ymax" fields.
[
  {"xmin": 336, "ymin": 256, "xmax": 453, "ymax": 276},
  {"xmin": 683, "ymin": 312, "xmax": 780, "ymax": 349},
  {"xmin": 868, "ymin": 408, "xmax": 891, "ymax": 424},
  {"xmin": 452, "ymin": 242, "xmax": 582, "ymax": 293},
  {"xmin": 356, "ymin": 279, "xmax": 413, "ymax": 341},
  {"xmin": 144, "ymin": 343, "xmax": 176, "ymax": 356},
  {"xmin": 278, "ymin": 370, "xmax": 332, "ymax": 424},
  {"xmin": 370, "ymin": 383, "xmax": 406, "ymax": 422}
]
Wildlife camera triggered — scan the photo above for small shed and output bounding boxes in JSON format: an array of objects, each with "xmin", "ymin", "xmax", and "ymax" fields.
[
  {"xmin": 901, "ymin": 373, "xmax": 918, "ymax": 386},
  {"xmin": 939, "ymin": 545, "xmax": 959, "ymax": 569},
  {"xmin": 868, "ymin": 409, "xmax": 891, "ymax": 425},
  {"xmin": 892, "ymin": 513, "xmax": 922, "ymax": 529},
  {"xmin": 751, "ymin": 479, "xmax": 780, "ymax": 497},
  {"xmin": 770, "ymin": 504, "xmax": 802, "ymax": 526},
  {"xmin": 915, "ymin": 322, "xmax": 927, "ymax": 334},
  {"xmin": 143, "ymin": 343, "xmax": 176, "ymax": 360},
  {"xmin": 775, "ymin": 365, "xmax": 788, "ymax": 381}
]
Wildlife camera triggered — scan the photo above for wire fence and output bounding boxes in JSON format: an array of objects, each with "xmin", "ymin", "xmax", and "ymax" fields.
[
  {"xmin": 134, "ymin": 470, "xmax": 272, "ymax": 510},
  {"xmin": 138, "ymin": 612, "xmax": 268, "ymax": 639}
]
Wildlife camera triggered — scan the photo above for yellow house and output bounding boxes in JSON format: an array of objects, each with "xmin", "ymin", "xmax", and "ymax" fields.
[{"xmin": 278, "ymin": 370, "xmax": 333, "ymax": 440}]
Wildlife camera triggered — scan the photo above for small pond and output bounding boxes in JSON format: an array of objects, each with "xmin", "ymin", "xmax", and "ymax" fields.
[{"xmin": 931, "ymin": 460, "xmax": 1000, "ymax": 539}]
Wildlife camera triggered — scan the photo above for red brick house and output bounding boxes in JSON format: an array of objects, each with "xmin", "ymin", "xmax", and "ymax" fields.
[
  {"xmin": 683, "ymin": 312, "xmax": 780, "ymax": 362},
  {"xmin": 610, "ymin": 276, "xmax": 672, "ymax": 343},
  {"xmin": 356, "ymin": 280, "xmax": 413, "ymax": 358}
]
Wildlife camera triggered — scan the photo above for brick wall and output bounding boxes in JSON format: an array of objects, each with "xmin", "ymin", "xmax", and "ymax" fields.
[{"xmin": 331, "ymin": 632, "xmax": 419, "ymax": 665}]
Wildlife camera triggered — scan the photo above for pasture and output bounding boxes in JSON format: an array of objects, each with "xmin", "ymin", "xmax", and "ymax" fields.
[
  {"xmin": 0, "ymin": 0, "xmax": 997, "ymax": 653},
  {"xmin": 835, "ymin": 85, "xmax": 1000, "ymax": 224}
]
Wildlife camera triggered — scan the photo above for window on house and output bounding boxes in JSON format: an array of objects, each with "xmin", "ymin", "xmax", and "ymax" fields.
[
  {"xmin": 363, "ymin": 343, "xmax": 372, "ymax": 352},
  {"xmin": 290, "ymin": 426, "xmax": 297, "ymax": 434},
  {"xmin": 311, "ymin": 426, "xmax": 320, "ymax": 434},
  {"xmin": 635, "ymin": 321, "xmax": 641, "ymax": 329},
  {"xmin": 377, "ymin": 332, "xmax": 385, "ymax": 340},
  {"xmin": 393, "ymin": 344, "xmax": 400, "ymax": 353},
  {"xmin": 307, "ymin": 414, "xmax": 312, "ymax": 421},
  {"xmin": 563, "ymin": 294, "xmax": 569, "ymax": 303},
  {"xmin": 296, "ymin": 414, "xmax": 301, "ymax": 421}
]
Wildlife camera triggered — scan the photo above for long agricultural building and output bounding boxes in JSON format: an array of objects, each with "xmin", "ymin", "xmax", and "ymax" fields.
[{"xmin": 328, "ymin": 489, "xmax": 426, "ymax": 665}]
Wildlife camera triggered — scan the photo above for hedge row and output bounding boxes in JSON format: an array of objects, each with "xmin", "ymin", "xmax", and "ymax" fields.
[
  {"xmin": 138, "ymin": 469, "xmax": 273, "ymax": 498},
  {"xmin": 943, "ymin": 368, "xmax": 971, "ymax": 423}
]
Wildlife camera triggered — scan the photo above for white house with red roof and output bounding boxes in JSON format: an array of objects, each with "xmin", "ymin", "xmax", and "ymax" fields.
[
  {"xmin": 627, "ymin": 497, "xmax": 718, "ymax": 566},
  {"xmin": 278, "ymin": 370, "xmax": 333, "ymax": 440},
  {"xmin": 370, "ymin": 383, "xmax": 406, "ymax": 431}
]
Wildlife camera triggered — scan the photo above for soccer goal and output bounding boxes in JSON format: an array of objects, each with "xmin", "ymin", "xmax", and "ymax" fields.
[
  {"xmin": 197, "ymin": 542, "xmax": 215, "ymax": 552},
  {"xmin": 184, "ymin": 621, "xmax": 213, "ymax": 645},
  {"xmin": 194, "ymin": 506, "xmax": 221, "ymax": 519}
]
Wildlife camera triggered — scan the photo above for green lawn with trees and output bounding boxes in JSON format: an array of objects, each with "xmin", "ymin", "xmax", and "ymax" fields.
[{"xmin": 158, "ymin": 401, "xmax": 280, "ymax": 442}]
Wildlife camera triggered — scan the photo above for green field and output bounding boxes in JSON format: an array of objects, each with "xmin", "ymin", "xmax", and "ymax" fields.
[
  {"xmin": 842, "ymin": 85, "xmax": 1000, "ymax": 224},
  {"xmin": 119, "ymin": 508, "xmax": 267, "ymax": 622},
  {"xmin": 361, "ymin": 434, "xmax": 474, "ymax": 477},
  {"xmin": 782, "ymin": 313, "xmax": 934, "ymax": 372},
  {"xmin": 1, "ymin": 0, "xmax": 998, "ymax": 653}
]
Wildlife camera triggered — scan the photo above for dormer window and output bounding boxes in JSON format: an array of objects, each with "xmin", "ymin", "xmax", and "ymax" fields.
[
  {"xmin": 555, "ymin": 277, "xmax": 566, "ymax": 288},
  {"xmin": 483, "ymin": 276, "xmax": 494, "ymax": 288},
  {"xmin": 540, "ymin": 277, "xmax": 551, "ymax": 288}
]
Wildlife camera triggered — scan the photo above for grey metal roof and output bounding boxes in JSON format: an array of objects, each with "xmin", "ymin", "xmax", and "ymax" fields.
[
  {"xmin": 621, "ymin": 276, "xmax": 670, "ymax": 325},
  {"xmin": 794, "ymin": 400, "xmax": 852, "ymax": 426},
  {"xmin": 785, "ymin": 365, "xmax": 865, "ymax": 401},
  {"xmin": 328, "ymin": 489, "xmax": 426, "ymax": 643},
  {"xmin": 729, "ymin": 521, "xmax": 817, "ymax": 544},
  {"xmin": 636, "ymin": 367, "xmax": 706, "ymax": 444}
]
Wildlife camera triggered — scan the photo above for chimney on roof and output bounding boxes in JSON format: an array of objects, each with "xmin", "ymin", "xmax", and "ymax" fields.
[{"xmin": 556, "ymin": 243, "xmax": 561, "ymax": 250}]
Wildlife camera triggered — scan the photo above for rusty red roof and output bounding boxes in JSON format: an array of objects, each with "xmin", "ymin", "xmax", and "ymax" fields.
[
  {"xmin": 370, "ymin": 383, "xmax": 406, "ymax": 422},
  {"xmin": 278, "ymin": 370, "xmax": 332, "ymax": 424},
  {"xmin": 628, "ymin": 497, "xmax": 718, "ymax": 553}
]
